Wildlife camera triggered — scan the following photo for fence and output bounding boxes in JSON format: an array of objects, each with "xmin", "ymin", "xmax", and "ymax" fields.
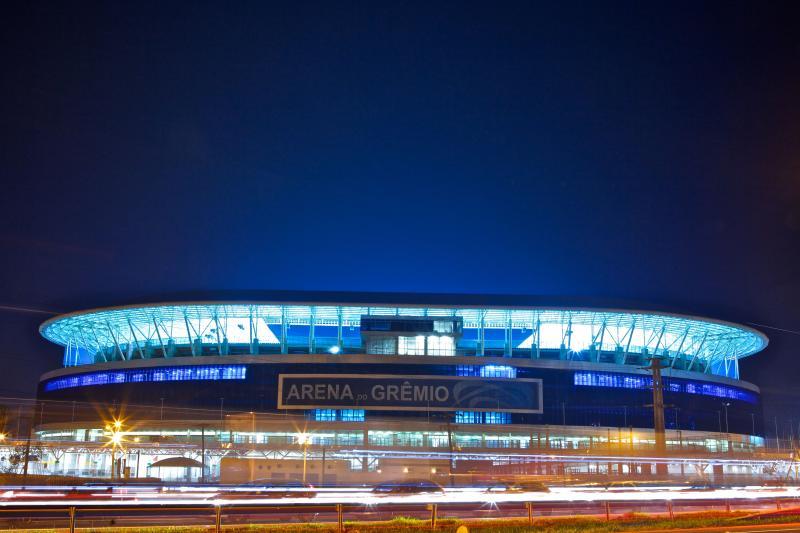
[{"xmin": 0, "ymin": 493, "xmax": 798, "ymax": 532}]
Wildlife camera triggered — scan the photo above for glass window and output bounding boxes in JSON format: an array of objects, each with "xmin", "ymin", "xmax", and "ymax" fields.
[
  {"xmin": 455, "ymin": 411, "xmax": 480, "ymax": 424},
  {"xmin": 454, "ymin": 434, "xmax": 482, "ymax": 448},
  {"xmin": 484, "ymin": 412, "xmax": 511, "ymax": 424},
  {"xmin": 428, "ymin": 432, "xmax": 450, "ymax": 447},
  {"xmin": 427, "ymin": 335, "xmax": 455, "ymax": 356},
  {"xmin": 398, "ymin": 336, "xmax": 425, "ymax": 355},
  {"xmin": 366, "ymin": 337, "xmax": 396, "ymax": 355},
  {"xmin": 336, "ymin": 432, "xmax": 363, "ymax": 445},
  {"xmin": 456, "ymin": 365, "xmax": 478, "ymax": 376},
  {"xmin": 43, "ymin": 365, "xmax": 247, "ymax": 391},
  {"xmin": 312, "ymin": 409, "xmax": 365, "ymax": 422},
  {"xmin": 480, "ymin": 365, "xmax": 516, "ymax": 378},
  {"xmin": 456, "ymin": 411, "xmax": 510, "ymax": 424},
  {"xmin": 368, "ymin": 431, "xmax": 394, "ymax": 446},
  {"xmin": 433, "ymin": 320, "xmax": 453, "ymax": 334},
  {"xmin": 313, "ymin": 409, "xmax": 337, "ymax": 421},
  {"xmin": 395, "ymin": 432, "xmax": 424, "ymax": 447},
  {"xmin": 573, "ymin": 371, "xmax": 757, "ymax": 403},
  {"xmin": 340, "ymin": 409, "xmax": 365, "ymax": 422}
]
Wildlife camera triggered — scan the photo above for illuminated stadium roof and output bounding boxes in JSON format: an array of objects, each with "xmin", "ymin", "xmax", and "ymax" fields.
[{"xmin": 40, "ymin": 302, "xmax": 767, "ymax": 378}]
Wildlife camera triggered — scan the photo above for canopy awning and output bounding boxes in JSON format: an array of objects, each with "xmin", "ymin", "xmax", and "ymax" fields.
[{"xmin": 150, "ymin": 457, "xmax": 203, "ymax": 468}]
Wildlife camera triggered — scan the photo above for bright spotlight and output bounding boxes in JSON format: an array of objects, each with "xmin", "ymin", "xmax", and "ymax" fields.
[{"xmin": 328, "ymin": 345, "xmax": 341, "ymax": 354}]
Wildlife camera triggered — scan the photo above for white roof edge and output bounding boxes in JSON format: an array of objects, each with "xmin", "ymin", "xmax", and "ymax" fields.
[{"xmin": 39, "ymin": 300, "xmax": 769, "ymax": 357}]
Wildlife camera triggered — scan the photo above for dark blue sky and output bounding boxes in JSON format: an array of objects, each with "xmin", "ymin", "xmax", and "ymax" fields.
[{"xmin": 1, "ymin": 2, "xmax": 799, "ymax": 423}]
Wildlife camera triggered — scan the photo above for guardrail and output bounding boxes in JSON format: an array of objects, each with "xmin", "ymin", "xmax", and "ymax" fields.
[{"xmin": 0, "ymin": 496, "xmax": 798, "ymax": 533}]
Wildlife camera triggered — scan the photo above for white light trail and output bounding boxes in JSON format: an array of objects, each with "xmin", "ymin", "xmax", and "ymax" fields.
[{"xmin": 0, "ymin": 485, "xmax": 797, "ymax": 507}]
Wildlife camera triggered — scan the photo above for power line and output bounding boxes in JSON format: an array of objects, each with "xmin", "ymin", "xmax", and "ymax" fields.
[
  {"xmin": 747, "ymin": 322, "xmax": 800, "ymax": 336},
  {"xmin": 0, "ymin": 304, "xmax": 60, "ymax": 315}
]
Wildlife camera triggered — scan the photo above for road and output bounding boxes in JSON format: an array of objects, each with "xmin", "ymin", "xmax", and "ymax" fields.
[{"xmin": 0, "ymin": 484, "xmax": 796, "ymax": 529}]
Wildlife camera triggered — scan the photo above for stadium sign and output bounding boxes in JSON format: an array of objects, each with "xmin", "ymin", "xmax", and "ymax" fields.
[{"xmin": 277, "ymin": 374, "xmax": 543, "ymax": 413}]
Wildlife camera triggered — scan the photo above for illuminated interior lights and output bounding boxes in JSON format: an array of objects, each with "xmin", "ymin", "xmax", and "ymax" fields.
[
  {"xmin": 43, "ymin": 365, "xmax": 247, "ymax": 391},
  {"xmin": 41, "ymin": 305, "xmax": 766, "ymax": 380},
  {"xmin": 573, "ymin": 371, "xmax": 757, "ymax": 403}
]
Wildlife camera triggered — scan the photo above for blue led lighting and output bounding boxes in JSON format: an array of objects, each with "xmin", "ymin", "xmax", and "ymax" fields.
[
  {"xmin": 313, "ymin": 409, "xmax": 337, "ymax": 421},
  {"xmin": 480, "ymin": 365, "xmax": 517, "ymax": 378},
  {"xmin": 43, "ymin": 365, "xmax": 247, "ymax": 391},
  {"xmin": 456, "ymin": 365, "xmax": 517, "ymax": 378},
  {"xmin": 455, "ymin": 411, "xmax": 511, "ymax": 424},
  {"xmin": 41, "ymin": 304, "xmax": 767, "ymax": 380},
  {"xmin": 341, "ymin": 409, "xmax": 365, "ymax": 422},
  {"xmin": 573, "ymin": 371, "xmax": 757, "ymax": 403},
  {"xmin": 313, "ymin": 409, "xmax": 365, "ymax": 422}
]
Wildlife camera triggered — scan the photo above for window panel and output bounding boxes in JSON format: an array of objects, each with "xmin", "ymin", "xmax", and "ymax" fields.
[
  {"xmin": 573, "ymin": 371, "xmax": 757, "ymax": 403},
  {"xmin": 455, "ymin": 411, "xmax": 511, "ymax": 424},
  {"xmin": 43, "ymin": 365, "xmax": 247, "ymax": 391}
]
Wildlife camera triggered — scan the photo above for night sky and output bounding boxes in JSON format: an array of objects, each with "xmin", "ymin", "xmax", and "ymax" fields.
[{"xmin": 1, "ymin": 2, "xmax": 799, "ymax": 432}]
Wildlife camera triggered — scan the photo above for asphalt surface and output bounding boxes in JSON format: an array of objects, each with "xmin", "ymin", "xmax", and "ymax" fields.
[{"xmin": 0, "ymin": 484, "xmax": 797, "ymax": 529}]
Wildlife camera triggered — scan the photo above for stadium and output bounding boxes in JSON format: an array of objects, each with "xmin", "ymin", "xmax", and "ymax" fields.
[{"xmin": 32, "ymin": 299, "xmax": 768, "ymax": 483}]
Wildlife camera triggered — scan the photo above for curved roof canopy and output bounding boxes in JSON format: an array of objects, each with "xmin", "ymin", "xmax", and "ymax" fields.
[
  {"xmin": 150, "ymin": 457, "xmax": 203, "ymax": 468},
  {"xmin": 40, "ymin": 302, "xmax": 767, "ymax": 378}
]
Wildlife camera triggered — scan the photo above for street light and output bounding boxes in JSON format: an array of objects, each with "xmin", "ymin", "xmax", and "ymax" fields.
[
  {"xmin": 297, "ymin": 433, "xmax": 311, "ymax": 484},
  {"xmin": 722, "ymin": 402, "xmax": 730, "ymax": 433},
  {"xmin": 105, "ymin": 419, "xmax": 125, "ymax": 480},
  {"xmin": 722, "ymin": 402, "xmax": 731, "ymax": 453}
]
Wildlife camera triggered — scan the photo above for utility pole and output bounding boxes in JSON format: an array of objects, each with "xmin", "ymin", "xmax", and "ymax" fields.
[
  {"xmin": 200, "ymin": 425, "xmax": 206, "ymax": 484},
  {"xmin": 643, "ymin": 357, "xmax": 667, "ymax": 455},
  {"xmin": 642, "ymin": 357, "xmax": 669, "ymax": 477},
  {"xmin": 21, "ymin": 419, "xmax": 32, "ymax": 487},
  {"xmin": 722, "ymin": 402, "xmax": 731, "ymax": 453},
  {"xmin": 321, "ymin": 446, "xmax": 326, "ymax": 486},
  {"xmin": 446, "ymin": 420, "xmax": 454, "ymax": 486}
]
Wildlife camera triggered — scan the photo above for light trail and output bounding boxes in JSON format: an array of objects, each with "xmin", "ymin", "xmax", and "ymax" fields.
[
  {"xmin": 333, "ymin": 448, "xmax": 790, "ymax": 467},
  {"xmin": 0, "ymin": 485, "xmax": 796, "ymax": 507}
]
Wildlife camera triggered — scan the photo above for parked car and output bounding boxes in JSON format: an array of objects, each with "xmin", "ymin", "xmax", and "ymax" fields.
[
  {"xmin": 372, "ymin": 480, "xmax": 444, "ymax": 495},
  {"xmin": 214, "ymin": 482, "xmax": 316, "ymax": 499},
  {"xmin": 485, "ymin": 480, "xmax": 549, "ymax": 493}
]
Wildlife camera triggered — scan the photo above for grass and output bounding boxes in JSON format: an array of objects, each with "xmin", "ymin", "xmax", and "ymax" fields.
[{"xmin": 5, "ymin": 509, "xmax": 800, "ymax": 533}]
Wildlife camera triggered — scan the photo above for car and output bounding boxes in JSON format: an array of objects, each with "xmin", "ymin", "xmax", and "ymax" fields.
[
  {"xmin": 214, "ymin": 482, "xmax": 316, "ymax": 499},
  {"xmin": 372, "ymin": 480, "xmax": 445, "ymax": 495},
  {"xmin": 485, "ymin": 480, "xmax": 549, "ymax": 493},
  {"xmin": 64, "ymin": 487, "xmax": 115, "ymax": 499},
  {"xmin": 680, "ymin": 484, "xmax": 718, "ymax": 492}
]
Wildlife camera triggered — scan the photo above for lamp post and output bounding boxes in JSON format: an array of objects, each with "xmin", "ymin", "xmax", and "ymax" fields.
[
  {"xmin": 722, "ymin": 402, "xmax": 730, "ymax": 434},
  {"xmin": 722, "ymin": 402, "xmax": 731, "ymax": 453},
  {"xmin": 321, "ymin": 446, "xmax": 327, "ymax": 486},
  {"xmin": 106, "ymin": 419, "xmax": 124, "ymax": 480},
  {"xmin": 200, "ymin": 425, "xmax": 206, "ymax": 484},
  {"xmin": 297, "ymin": 433, "xmax": 311, "ymax": 484}
]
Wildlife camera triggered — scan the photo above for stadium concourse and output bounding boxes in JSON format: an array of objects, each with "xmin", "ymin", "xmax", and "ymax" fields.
[{"xmin": 18, "ymin": 298, "xmax": 776, "ymax": 484}]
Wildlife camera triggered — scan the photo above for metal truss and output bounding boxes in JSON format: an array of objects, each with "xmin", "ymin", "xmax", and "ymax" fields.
[{"xmin": 41, "ymin": 303, "xmax": 767, "ymax": 378}]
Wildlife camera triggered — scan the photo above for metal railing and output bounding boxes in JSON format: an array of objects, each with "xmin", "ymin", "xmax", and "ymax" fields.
[{"xmin": 0, "ymin": 495, "xmax": 798, "ymax": 532}]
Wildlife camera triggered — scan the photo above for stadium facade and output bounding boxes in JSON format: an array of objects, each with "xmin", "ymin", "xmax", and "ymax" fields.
[{"xmin": 33, "ymin": 300, "xmax": 768, "ymax": 482}]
